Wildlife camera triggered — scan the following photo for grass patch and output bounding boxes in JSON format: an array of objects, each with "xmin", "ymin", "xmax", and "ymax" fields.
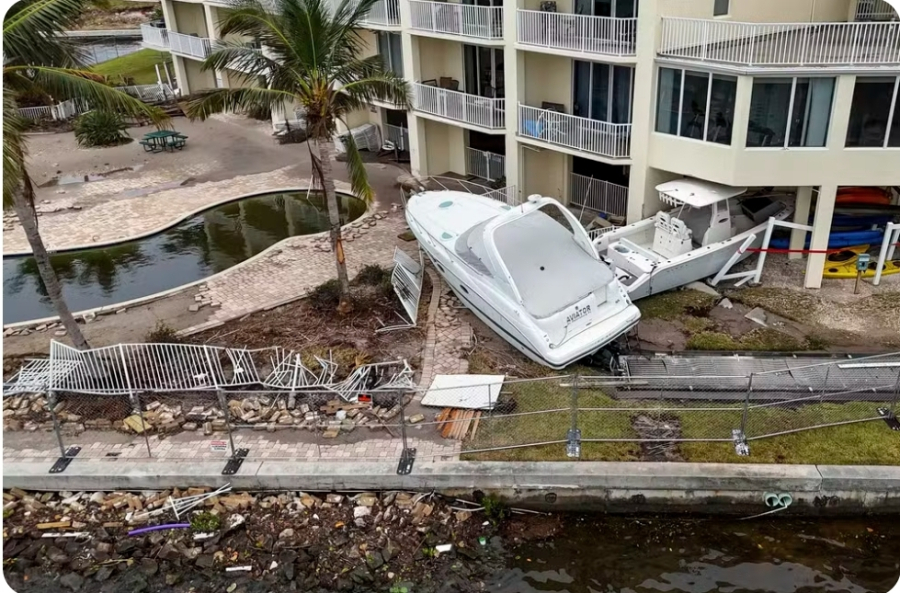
[
  {"xmin": 636, "ymin": 289, "xmax": 717, "ymax": 321},
  {"xmin": 724, "ymin": 287, "xmax": 822, "ymax": 324},
  {"xmin": 686, "ymin": 328, "xmax": 808, "ymax": 352},
  {"xmin": 92, "ymin": 49, "xmax": 170, "ymax": 85}
]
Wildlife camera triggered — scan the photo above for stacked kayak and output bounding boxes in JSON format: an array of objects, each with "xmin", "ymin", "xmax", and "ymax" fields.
[{"xmin": 823, "ymin": 244, "xmax": 900, "ymax": 279}]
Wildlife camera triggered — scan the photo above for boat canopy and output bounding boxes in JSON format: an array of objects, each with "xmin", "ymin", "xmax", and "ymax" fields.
[
  {"xmin": 656, "ymin": 179, "xmax": 747, "ymax": 209},
  {"xmin": 491, "ymin": 209, "xmax": 613, "ymax": 319}
]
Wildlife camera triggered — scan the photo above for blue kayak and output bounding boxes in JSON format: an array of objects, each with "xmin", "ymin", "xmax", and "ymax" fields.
[{"xmin": 769, "ymin": 229, "xmax": 886, "ymax": 250}]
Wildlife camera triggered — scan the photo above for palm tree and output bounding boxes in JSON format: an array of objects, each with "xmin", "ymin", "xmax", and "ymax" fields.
[
  {"xmin": 3, "ymin": 0, "xmax": 168, "ymax": 348},
  {"xmin": 185, "ymin": 0, "xmax": 409, "ymax": 313}
]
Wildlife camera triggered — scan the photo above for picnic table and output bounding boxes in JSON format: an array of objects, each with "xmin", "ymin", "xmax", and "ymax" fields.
[{"xmin": 139, "ymin": 130, "xmax": 188, "ymax": 153}]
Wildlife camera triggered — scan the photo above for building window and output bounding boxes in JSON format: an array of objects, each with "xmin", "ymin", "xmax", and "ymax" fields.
[
  {"xmin": 655, "ymin": 67, "xmax": 736, "ymax": 144},
  {"xmin": 464, "ymin": 45, "xmax": 504, "ymax": 98},
  {"xmin": 574, "ymin": 62, "xmax": 634, "ymax": 124},
  {"xmin": 713, "ymin": 0, "xmax": 729, "ymax": 16},
  {"xmin": 377, "ymin": 32, "xmax": 403, "ymax": 78},
  {"xmin": 846, "ymin": 76, "xmax": 900, "ymax": 148},
  {"xmin": 747, "ymin": 77, "xmax": 835, "ymax": 148}
]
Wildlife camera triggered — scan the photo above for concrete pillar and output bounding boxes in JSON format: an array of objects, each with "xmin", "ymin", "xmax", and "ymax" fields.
[
  {"xmin": 161, "ymin": 0, "xmax": 190, "ymax": 95},
  {"xmin": 730, "ymin": 75, "xmax": 753, "ymax": 150},
  {"xmin": 624, "ymin": 0, "xmax": 659, "ymax": 223},
  {"xmin": 789, "ymin": 186, "xmax": 813, "ymax": 260},
  {"xmin": 203, "ymin": 4, "xmax": 226, "ymax": 88},
  {"xmin": 805, "ymin": 184, "xmax": 837, "ymax": 289},
  {"xmin": 399, "ymin": 14, "xmax": 428, "ymax": 178},
  {"xmin": 502, "ymin": 0, "xmax": 523, "ymax": 199}
]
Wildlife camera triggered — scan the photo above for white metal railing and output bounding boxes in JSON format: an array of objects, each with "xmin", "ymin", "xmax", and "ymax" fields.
[
  {"xmin": 465, "ymin": 147, "xmax": 505, "ymax": 181},
  {"xmin": 569, "ymin": 173, "xmax": 628, "ymax": 218},
  {"xmin": 413, "ymin": 83, "xmax": 505, "ymax": 130},
  {"xmin": 856, "ymin": 0, "xmax": 898, "ymax": 21},
  {"xmin": 410, "ymin": 0, "xmax": 503, "ymax": 40},
  {"xmin": 516, "ymin": 9, "xmax": 637, "ymax": 56},
  {"xmin": 660, "ymin": 17, "xmax": 900, "ymax": 67},
  {"xmin": 116, "ymin": 83, "xmax": 176, "ymax": 102},
  {"xmin": 518, "ymin": 104, "xmax": 631, "ymax": 158},
  {"xmin": 483, "ymin": 184, "xmax": 519, "ymax": 206},
  {"xmin": 17, "ymin": 105, "xmax": 53, "ymax": 120},
  {"xmin": 18, "ymin": 98, "xmax": 89, "ymax": 121},
  {"xmin": 140, "ymin": 24, "xmax": 169, "ymax": 49},
  {"xmin": 588, "ymin": 226, "xmax": 618, "ymax": 241},
  {"xmin": 384, "ymin": 123, "xmax": 409, "ymax": 150},
  {"xmin": 363, "ymin": 0, "xmax": 401, "ymax": 26},
  {"xmin": 168, "ymin": 31, "xmax": 213, "ymax": 60}
]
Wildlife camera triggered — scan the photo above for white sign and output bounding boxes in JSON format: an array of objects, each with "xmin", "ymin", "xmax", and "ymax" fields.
[{"xmin": 210, "ymin": 440, "xmax": 227, "ymax": 452}]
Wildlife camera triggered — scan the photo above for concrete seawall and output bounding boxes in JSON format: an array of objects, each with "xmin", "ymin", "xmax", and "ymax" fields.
[{"xmin": 5, "ymin": 461, "xmax": 900, "ymax": 515}]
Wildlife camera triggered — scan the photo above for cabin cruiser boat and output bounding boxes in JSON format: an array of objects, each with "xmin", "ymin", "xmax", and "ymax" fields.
[
  {"xmin": 592, "ymin": 179, "xmax": 794, "ymax": 300},
  {"xmin": 405, "ymin": 191, "xmax": 640, "ymax": 369}
]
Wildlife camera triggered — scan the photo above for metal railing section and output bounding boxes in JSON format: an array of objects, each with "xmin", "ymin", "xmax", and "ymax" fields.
[
  {"xmin": 383, "ymin": 123, "xmax": 409, "ymax": 151},
  {"xmin": 410, "ymin": 0, "xmax": 503, "ymax": 40},
  {"xmin": 518, "ymin": 104, "xmax": 631, "ymax": 158},
  {"xmin": 413, "ymin": 83, "xmax": 506, "ymax": 130},
  {"xmin": 168, "ymin": 31, "xmax": 213, "ymax": 60},
  {"xmin": 569, "ymin": 173, "xmax": 628, "ymax": 218},
  {"xmin": 659, "ymin": 17, "xmax": 900, "ymax": 67},
  {"xmin": 516, "ymin": 9, "xmax": 637, "ymax": 56},
  {"xmin": 140, "ymin": 24, "xmax": 169, "ymax": 49},
  {"xmin": 465, "ymin": 147, "xmax": 506, "ymax": 181},
  {"xmin": 855, "ymin": 0, "xmax": 898, "ymax": 21}
]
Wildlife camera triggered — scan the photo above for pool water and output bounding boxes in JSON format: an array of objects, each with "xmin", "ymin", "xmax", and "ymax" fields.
[{"xmin": 2, "ymin": 191, "xmax": 366, "ymax": 324}]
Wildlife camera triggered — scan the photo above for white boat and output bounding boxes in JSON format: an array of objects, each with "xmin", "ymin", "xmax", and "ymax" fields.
[
  {"xmin": 405, "ymin": 191, "xmax": 641, "ymax": 369},
  {"xmin": 592, "ymin": 179, "xmax": 794, "ymax": 300}
]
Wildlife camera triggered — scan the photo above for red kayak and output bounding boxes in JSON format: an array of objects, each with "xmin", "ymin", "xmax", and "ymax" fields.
[{"xmin": 836, "ymin": 187, "xmax": 891, "ymax": 205}]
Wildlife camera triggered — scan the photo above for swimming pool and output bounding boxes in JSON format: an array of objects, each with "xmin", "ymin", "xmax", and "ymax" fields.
[{"xmin": 2, "ymin": 190, "xmax": 366, "ymax": 324}]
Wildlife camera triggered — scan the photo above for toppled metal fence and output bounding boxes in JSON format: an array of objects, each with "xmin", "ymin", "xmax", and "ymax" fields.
[{"xmin": 3, "ymin": 348, "xmax": 898, "ymax": 472}]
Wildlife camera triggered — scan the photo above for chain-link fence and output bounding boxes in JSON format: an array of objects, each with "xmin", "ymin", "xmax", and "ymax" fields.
[{"xmin": 4, "ymin": 353, "xmax": 899, "ymax": 467}]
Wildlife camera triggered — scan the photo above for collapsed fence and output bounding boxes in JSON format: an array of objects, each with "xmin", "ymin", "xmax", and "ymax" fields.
[{"xmin": 3, "ymin": 345, "xmax": 899, "ymax": 473}]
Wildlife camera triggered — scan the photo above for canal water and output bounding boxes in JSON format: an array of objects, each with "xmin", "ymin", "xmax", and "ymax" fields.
[
  {"xmin": 490, "ymin": 515, "xmax": 900, "ymax": 593},
  {"xmin": 2, "ymin": 191, "xmax": 366, "ymax": 324}
]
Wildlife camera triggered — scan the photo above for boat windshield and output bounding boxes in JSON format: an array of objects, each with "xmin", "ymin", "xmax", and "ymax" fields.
[
  {"xmin": 455, "ymin": 219, "xmax": 494, "ymax": 276},
  {"xmin": 493, "ymin": 209, "xmax": 613, "ymax": 319}
]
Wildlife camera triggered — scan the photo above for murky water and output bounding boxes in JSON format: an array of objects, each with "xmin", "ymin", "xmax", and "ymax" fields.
[
  {"xmin": 2, "ymin": 191, "xmax": 366, "ymax": 323},
  {"xmin": 491, "ymin": 516, "xmax": 900, "ymax": 593}
]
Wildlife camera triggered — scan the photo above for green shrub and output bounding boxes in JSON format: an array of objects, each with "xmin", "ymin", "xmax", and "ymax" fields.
[
  {"xmin": 309, "ymin": 278, "xmax": 342, "ymax": 311},
  {"xmin": 145, "ymin": 321, "xmax": 181, "ymax": 343},
  {"xmin": 481, "ymin": 494, "xmax": 510, "ymax": 525},
  {"xmin": 190, "ymin": 511, "xmax": 221, "ymax": 532},
  {"xmin": 73, "ymin": 111, "xmax": 130, "ymax": 147},
  {"xmin": 355, "ymin": 264, "xmax": 391, "ymax": 286}
]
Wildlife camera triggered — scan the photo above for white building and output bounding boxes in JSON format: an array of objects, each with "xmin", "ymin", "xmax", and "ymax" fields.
[{"xmin": 143, "ymin": 0, "xmax": 900, "ymax": 288}]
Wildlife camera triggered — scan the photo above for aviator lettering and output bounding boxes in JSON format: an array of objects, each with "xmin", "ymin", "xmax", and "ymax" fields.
[{"xmin": 566, "ymin": 304, "xmax": 592, "ymax": 324}]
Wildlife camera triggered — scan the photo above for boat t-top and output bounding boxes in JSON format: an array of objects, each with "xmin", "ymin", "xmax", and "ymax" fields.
[
  {"xmin": 406, "ymin": 191, "xmax": 641, "ymax": 369},
  {"xmin": 592, "ymin": 179, "xmax": 794, "ymax": 300}
]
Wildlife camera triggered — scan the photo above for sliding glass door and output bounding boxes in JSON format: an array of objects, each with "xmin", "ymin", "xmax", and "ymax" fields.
[
  {"xmin": 573, "ymin": 61, "xmax": 633, "ymax": 123},
  {"xmin": 573, "ymin": 0, "xmax": 637, "ymax": 17},
  {"xmin": 464, "ymin": 45, "xmax": 504, "ymax": 98}
]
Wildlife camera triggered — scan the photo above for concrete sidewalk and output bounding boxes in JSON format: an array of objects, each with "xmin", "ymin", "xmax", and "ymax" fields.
[{"xmin": 5, "ymin": 460, "xmax": 899, "ymax": 515}]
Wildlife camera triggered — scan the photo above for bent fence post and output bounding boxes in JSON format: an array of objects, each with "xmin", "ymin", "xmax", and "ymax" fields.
[
  {"xmin": 47, "ymin": 391, "xmax": 67, "ymax": 459},
  {"xmin": 135, "ymin": 392, "xmax": 153, "ymax": 458}
]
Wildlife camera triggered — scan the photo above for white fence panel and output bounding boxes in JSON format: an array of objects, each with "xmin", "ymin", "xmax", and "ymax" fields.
[
  {"xmin": 465, "ymin": 147, "xmax": 505, "ymax": 181},
  {"xmin": 410, "ymin": 0, "xmax": 503, "ymax": 40},
  {"xmin": 169, "ymin": 32, "xmax": 212, "ymax": 59},
  {"xmin": 516, "ymin": 9, "xmax": 637, "ymax": 56},
  {"xmin": 384, "ymin": 123, "xmax": 409, "ymax": 151},
  {"xmin": 17, "ymin": 106, "xmax": 53, "ymax": 121},
  {"xmin": 569, "ymin": 173, "xmax": 628, "ymax": 218},
  {"xmin": 140, "ymin": 24, "xmax": 169, "ymax": 48},
  {"xmin": 413, "ymin": 83, "xmax": 505, "ymax": 130},
  {"xmin": 518, "ymin": 104, "xmax": 631, "ymax": 158}
]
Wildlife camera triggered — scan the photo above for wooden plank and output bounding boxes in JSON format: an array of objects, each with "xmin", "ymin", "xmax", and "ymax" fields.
[
  {"xmin": 469, "ymin": 411, "xmax": 481, "ymax": 441},
  {"xmin": 37, "ymin": 521, "xmax": 71, "ymax": 530},
  {"xmin": 441, "ymin": 409, "xmax": 457, "ymax": 439},
  {"xmin": 461, "ymin": 410, "xmax": 475, "ymax": 440}
]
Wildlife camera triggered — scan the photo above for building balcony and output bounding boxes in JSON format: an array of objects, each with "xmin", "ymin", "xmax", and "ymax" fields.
[
  {"xmin": 361, "ymin": 0, "xmax": 401, "ymax": 28},
  {"xmin": 413, "ymin": 82, "xmax": 505, "ymax": 132},
  {"xmin": 140, "ymin": 24, "xmax": 169, "ymax": 51},
  {"xmin": 659, "ymin": 18, "xmax": 900, "ymax": 71},
  {"xmin": 516, "ymin": 9, "xmax": 636, "ymax": 59},
  {"xmin": 465, "ymin": 147, "xmax": 505, "ymax": 181},
  {"xmin": 518, "ymin": 104, "xmax": 631, "ymax": 160},
  {"xmin": 569, "ymin": 173, "xmax": 628, "ymax": 219},
  {"xmin": 168, "ymin": 31, "xmax": 213, "ymax": 60},
  {"xmin": 409, "ymin": 0, "xmax": 503, "ymax": 43}
]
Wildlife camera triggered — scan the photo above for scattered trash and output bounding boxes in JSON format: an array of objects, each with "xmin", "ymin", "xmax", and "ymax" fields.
[
  {"xmin": 482, "ymin": 521, "xmax": 490, "ymax": 526},
  {"xmin": 225, "ymin": 566, "xmax": 252, "ymax": 572},
  {"xmin": 744, "ymin": 307, "xmax": 768, "ymax": 327},
  {"xmin": 128, "ymin": 523, "xmax": 190, "ymax": 536},
  {"xmin": 41, "ymin": 532, "xmax": 90, "ymax": 538},
  {"xmin": 435, "ymin": 544, "xmax": 453, "ymax": 554},
  {"xmin": 269, "ymin": 560, "xmax": 278, "ymax": 570},
  {"xmin": 478, "ymin": 537, "xmax": 487, "ymax": 546},
  {"xmin": 719, "ymin": 297, "xmax": 733, "ymax": 309},
  {"xmin": 37, "ymin": 521, "xmax": 70, "ymax": 530},
  {"xmin": 193, "ymin": 532, "xmax": 216, "ymax": 541}
]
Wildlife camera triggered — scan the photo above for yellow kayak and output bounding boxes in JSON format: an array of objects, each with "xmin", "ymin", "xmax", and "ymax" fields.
[
  {"xmin": 825, "ymin": 257, "xmax": 900, "ymax": 279},
  {"xmin": 825, "ymin": 244, "xmax": 869, "ymax": 266}
]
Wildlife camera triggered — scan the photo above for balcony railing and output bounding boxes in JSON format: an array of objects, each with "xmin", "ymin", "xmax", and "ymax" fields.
[
  {"xmin": 140, "ymin": 24, "xmax": 169, "ymax": 50},
  {"xmin": 518, "ymin": 104, "xmax": 631, "ymax": 159},
  {"xmin": 659, "ymin": 18, "xmax": 900, "ymax": 68},
  {"xmin": 465, "ymin": 147, "xmax": 505, "ymax": 181},
  {"xmin": 384, "ymin": 123, "xmax": 409, "ymax": 151},
  {"xmin": 516, "ymin": 9, "xmax": 637, "ymax": 57},
  {"xmin": 413, "ymin": 83, "xmax": 505, "ymax": 130},
  {"xmin": 855, "ymin": 0, "xmax": 898, "ymax": 21},
  {"xmin": 569, "ymin": 173, "xmax": 628, "ymax": 218},
  {"xmin": 362, "ymin": 0, "xmax": 401, "ymax": 27},
  {"xmin": 410, "ymin": 1, "xmax": 503, "ymax": 41},
  {"xmin": 168, "ymin": 31, "xmax": 213, "ymax": 60}
]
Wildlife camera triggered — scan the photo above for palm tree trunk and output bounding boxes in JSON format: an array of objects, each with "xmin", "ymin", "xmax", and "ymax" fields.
[
  {"xmin": 315, "ymin": 136, "xmax": 352, "ymax": 313},
  {"xmin": 10, "ymin": 178, "xmax": 91, "ymax": 350}
]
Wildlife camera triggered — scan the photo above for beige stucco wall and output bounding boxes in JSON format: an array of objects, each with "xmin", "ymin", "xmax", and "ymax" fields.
[
  {"xmin": 523, "ymin": 148, "xmax": 568, "ymax": 201},
  {"xmin": 358, "ymin": 30, "xmax": 379, "ymax": 59},
  {"xmin": 183, "ymin": 57, "xmax": 216, "ymax": 91},
  {"xmin": 658, "ymin": 0, "xmax": 851, "ymax": 21},
  {"xmin": 417, "ymin": 37, "xmax": 464, "ymax": 84},
  {"xmin": 172, "ymin": 1, "xmax": 208, "ymax": 36},
  {"xmin": 522, "ymin": 52, "xmax": 572, "ymax": 109},
  {"xmin": 222, "ymin": 69, "xmax": 260, "ymax": 88},
  {"xmin": 421, "ymin": 119, "xmax": 466, "ymax": 175}
]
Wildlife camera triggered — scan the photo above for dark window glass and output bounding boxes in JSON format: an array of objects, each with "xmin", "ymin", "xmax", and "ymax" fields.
[
  {"xmin": 680, "ymin": 71, "xmax": 709, "ymax": 139},
  {"xmin": 788, "ymin": 77, "xmax": 834, "ymax": 147},
  {"xmin": 591, "ymin": 63, "xmax": 610, "ymax": 121},
  {"xmin": 890, "ymin": 86, "xmax": 900, "ymax": 147},
  {"xmin": 846, "ymin": 77, "xmax": 895, "ymax": 147},
  {"xmin": 747, "ymin": 78, "xmax": 792, "ymax": 147},
  {"xmin": 706, "ymin": 74, "xmax": 736, "ymax": 144},
  {"xmin": 656, "ymin": 67, "xmax": 681, "ymax": 135},
  {"xmin": 714, "ymin": 0, "xmax": 729, "ymax": 16}
]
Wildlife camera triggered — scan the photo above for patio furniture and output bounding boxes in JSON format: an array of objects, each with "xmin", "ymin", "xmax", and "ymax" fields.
[
  {"xmin": 140, "ymin": 130, "xmax": 188, "ymax": 153},
  {"xmin": 439, "ymin": 77, "xmax": 460, "ymax": 91}
]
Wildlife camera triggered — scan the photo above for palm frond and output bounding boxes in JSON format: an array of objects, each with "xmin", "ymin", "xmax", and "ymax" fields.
[
  {"xmin": 3, "ymin": 0, "xmax": 89, "ymax": 67},
  {"xmin": 339, "ymin": 131, "xmax": 374, "ymax": 203},
  {"xmin": 202, "ymin": 41, "xmax": 280, "ymax": 81},
  {"xmin": 184, "ymin": 86, "xmax": 294, "ymax": 120},
  {"xmin": 6, "ymin": 66, "xmax": 169, "ymax": 125}
]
